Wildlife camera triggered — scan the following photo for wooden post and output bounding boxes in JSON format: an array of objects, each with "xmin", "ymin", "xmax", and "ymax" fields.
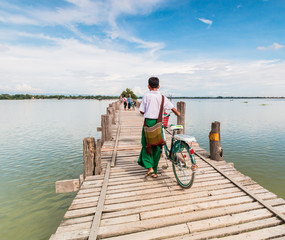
[
  {"xmin": 209, "ymin": 121, "xmax": 223, "ymax": 161},
  {"xmin": 177, "ymin": 101, "xmax": 186, "ymax": 134},
  {"xmin": 115, "ymin": 101, "xmax": 120, "ymax": 111},
  {"xmin": 94, "ymin": 139, "xmax": 102, "ymax": 175},
  {"xmin": 101, "ymin": 115, "xmax": 106, "ymax": 142},
  {"xmin": 107, "ymin": 107, "xmax": 115, "ymax": 125},
  {"xmin": 101, "ymin": 114, "xmax": 112, "ymax": 142},
  {"xmin": 83, "ymin": 137, "xmax": 96, "ymax": 178},
  {"xmin": 111, "ymin": 106, "xmax": 116, "ymax": 124}
]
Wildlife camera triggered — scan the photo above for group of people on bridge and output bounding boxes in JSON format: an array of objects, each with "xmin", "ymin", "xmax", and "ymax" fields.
[{"xmin": 122, "ymin": 95, "xmax": 136, "ymax": 110}]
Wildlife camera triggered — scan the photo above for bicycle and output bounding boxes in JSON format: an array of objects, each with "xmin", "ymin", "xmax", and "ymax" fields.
[{"xmin": 162, "ymin": 112, "xmax": 197, "ymax": 188}]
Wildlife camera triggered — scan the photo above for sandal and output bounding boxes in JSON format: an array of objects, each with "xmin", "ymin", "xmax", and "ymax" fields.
[
  {"xmin": 145, "ymin": 169, "xmax": 154, "ymax": 177},
  {"xmin": 151, "ymin": 173, "xmax": 158, "ymax": 178}
]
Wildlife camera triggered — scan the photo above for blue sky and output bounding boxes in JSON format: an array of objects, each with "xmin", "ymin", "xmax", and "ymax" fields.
[{"xmin": 0, "ymin": 0, "xmax": 284, "ymax": 96}]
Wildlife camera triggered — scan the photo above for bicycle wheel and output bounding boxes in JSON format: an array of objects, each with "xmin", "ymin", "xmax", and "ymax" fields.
[{"xmin": 172, "ymin": 141, "xmax": 196, "ymax": 188}]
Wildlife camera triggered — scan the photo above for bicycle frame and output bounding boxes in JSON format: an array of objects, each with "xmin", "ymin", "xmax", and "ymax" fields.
[{"xmin": 162, "ymin": 126, "xmax": 175, "ymax": 160}]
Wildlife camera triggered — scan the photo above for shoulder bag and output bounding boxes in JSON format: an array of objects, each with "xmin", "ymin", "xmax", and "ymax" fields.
[{"xmin": 144, "ymin": 95, "xmax": 166, "ymax": 154}]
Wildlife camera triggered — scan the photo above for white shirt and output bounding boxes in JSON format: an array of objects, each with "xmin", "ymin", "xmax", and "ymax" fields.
[{"xmin": 139, "ymin": 91, "xmax": 174, "ymax": 119}]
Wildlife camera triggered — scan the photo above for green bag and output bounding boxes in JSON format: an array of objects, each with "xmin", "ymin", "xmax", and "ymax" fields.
[{"xmin": 144, "ymin": 95, "xmax": 166, "ymax": 154}]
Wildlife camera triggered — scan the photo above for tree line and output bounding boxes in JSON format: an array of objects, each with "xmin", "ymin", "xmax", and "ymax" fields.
[{"xmin": 0, "ymin": 94, "xmax": 119, "ymax": 100}]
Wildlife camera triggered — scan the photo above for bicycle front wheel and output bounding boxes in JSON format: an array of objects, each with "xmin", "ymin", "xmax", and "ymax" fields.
[{"xmin": 172, "ymin": 141, "xmax": 196, "ymax": 188}]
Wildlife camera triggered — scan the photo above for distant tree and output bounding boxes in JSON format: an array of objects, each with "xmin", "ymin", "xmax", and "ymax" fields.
[{"xmin": 120, "ymin": 88, "xmax": 137, "ymax": 99}]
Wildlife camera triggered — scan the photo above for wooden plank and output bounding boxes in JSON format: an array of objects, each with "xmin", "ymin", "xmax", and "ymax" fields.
[
  {"xmin": 111, "ymin": 125, "xmax": 121, "ymax": 167},
  {"xmin": 88, "ymin": 161, "xmax": 111, "ymax": 240},
  {"xmin": 140, "ymin": 195, "xmax": 254, "ymax": 220},
  {"xmin": 104, "ymin": 187, "xmax": 245, "ymax": 212},
  {"xmin": 195, "ymin": 151, "xmax": 285, "ymax": 223},
  {"xmin": 98, "ymin": 202, "xmax": 264, "ymax": 238},
  {"xmin": 56, "ymin": 222, "xmax": 92, "ymax": 234},
  {"xmin": 64, "ymin": 207, "xmax": 96, "ymax": 219},
  {"xmin": 68, "ymin": 202, "xmax": 97, "ymax": 211},
  {"xmin": 105, "ymin": 186, "xmax": 242, "ymax": 206},
  {"xmin": 187, "ymin": 208, "xmax": 273, "ymax": 233},
  {"xmin": 100, "ymin": 214, "xmax": 140, "ymax": 226},
  {"xmin": 55, "ymin": 179, "xmax": 80, "ymax": 193},
  {"xmin": 61, "ymin": 216, "xmax": 93, "ymax": 226},
  {"xmin": 102, "ymin": 191, "xmax": 246, "ymax": 220},
  {"xmin": 72, "ymin": 196, "xmax": 98, "ymax": 204},
  {"xmin": 106, "ymin": 179, "xmax": 231, "ymax": 195},
  {"xmin": 76, "ymin": 192, "xmax": 100, "ymax": 199},
  {"xmin": 103, "ymin": 223, "xmax": 189, "ymax": 240},
  {"xmin": 105, "ymin": 182, "xmax": 236, "ymax": 202},
  {"xmin": 214, "ymin": 224, "xmax": 285, "ymax": 240},
  {"xmin": 167, "ymin": 217, "xmax": 282, "ymax": 240},
  {"xmin": 52, "ymin": 229, "xmax": 90, "ymax": 240}
]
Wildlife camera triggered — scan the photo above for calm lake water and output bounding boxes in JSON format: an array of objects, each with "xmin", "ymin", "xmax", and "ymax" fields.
[{"xmin": 0, "ymin": 99, "xmax": 284, "ymax": 240}]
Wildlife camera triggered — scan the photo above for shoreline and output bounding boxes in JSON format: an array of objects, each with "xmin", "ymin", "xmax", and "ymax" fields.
[{"xmin": 0, "ymin": 94, "xmax": 284, "ymax": 100}]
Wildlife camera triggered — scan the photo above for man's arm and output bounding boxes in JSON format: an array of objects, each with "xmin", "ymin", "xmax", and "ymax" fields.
[
  {"xmin": 140, "ymin": 111, "xmax": 144, "ymax": 115},
  {"xmin": 171, "ymin": 107, "xmax": 180, "ymax": 116}
]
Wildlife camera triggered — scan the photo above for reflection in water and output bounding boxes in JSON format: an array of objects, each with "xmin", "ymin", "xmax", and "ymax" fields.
[{"xmin": 0, "ymin": 99, "xmax": 284, "ymax": 239}]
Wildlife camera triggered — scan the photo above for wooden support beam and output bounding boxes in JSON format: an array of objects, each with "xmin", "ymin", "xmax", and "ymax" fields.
[
  {"xmin": 195, "ymin": 151, "xmax": 285, "ymax": 223},
  {"xmin": 209, "ymin": 121, "xmax": 223, "ymax": 161},
  {"xmin": 83, "ymin": 137, "xmax": 96, "ymax": 178},
  {"xmin": 177, "ymin": 101, "xmax": 186, "ymax": 134},
  {"xmin": 55, "ymin": 179, "xmax": 80, "ymax": 193},
  {"xmin": 111, "ymin": 125, "xmax": 121, "ymax": 167},
  {"xmin": 115, "ymin": 101, "xmax": 120, "ymax": 111},
  {"xmin": 89, "ymin": 162, "xmax": 111, "ymax": 240},
  {"xmin": 101, "ymin": 114, "xmax": 112, "ymax": 142},
  {"xmin": 107, "ymin": 106, "xmax": 115, "ymax": 124},
  {"xmin": 94, "ymin": 139, "xmax": 102, "ymax": 175}
]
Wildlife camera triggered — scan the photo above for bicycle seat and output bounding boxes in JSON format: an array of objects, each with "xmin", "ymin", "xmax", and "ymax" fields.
[
  {"xmin": 174, "ymin": 134, "xmax": 197, "ymax": 143},
  {"xmin": 170, "ymin": 125, "xmax": 183, "ymax": 131}
]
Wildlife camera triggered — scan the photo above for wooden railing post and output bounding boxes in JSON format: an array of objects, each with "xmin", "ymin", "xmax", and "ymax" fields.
[
  {"xmin": 177, "ymin": 101, "xmax": 186, "ymax": 134},
  {"xmin": 101, "ymin": 114, "xmax": 112, "ymax": 142},
  {"xmin": 83, "ymin": 137, "xmax": 96, "ymax": 178},
  {"xmin": 209, "ymin": 121, "xmax": 223, "ymax": 161},
  {"xmin": 107, "ymin": 107, "xmax": 115, "ymax": 125},
  {"xmin": 115, "ymin": 101, "xmax": 120, "ymax": 111},
  {"xmin": 94, "ymin": 139, "xmax": 102, "ymax": 175}
]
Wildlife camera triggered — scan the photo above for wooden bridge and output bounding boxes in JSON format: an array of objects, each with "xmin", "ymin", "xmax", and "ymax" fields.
[{"xmin": 51, "ymin": 101, "xmax": 285, "ymax": 240}]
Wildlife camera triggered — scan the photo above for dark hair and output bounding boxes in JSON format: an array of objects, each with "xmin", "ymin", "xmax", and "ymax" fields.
[{"xmin": 148, "ymin": 77, "xmax": 159, "ymax": 88}]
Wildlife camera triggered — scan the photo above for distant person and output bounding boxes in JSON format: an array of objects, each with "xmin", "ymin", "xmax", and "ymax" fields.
[
  {"xmin": 123, "ymin": 96, "xmax": 127, "ymax": 111},
  {"xmin": 127, "ymin": 95, "xmax": 132, "ymax": 110},
  {"xmin": 138, "ymin": 77, "xmax": 180, "ymax": 178},
  {"xmin": 132, "ymin": 100, "xmax": 136, "ymax": 110}
]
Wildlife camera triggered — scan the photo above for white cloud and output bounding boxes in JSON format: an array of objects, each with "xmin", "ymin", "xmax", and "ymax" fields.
[
  {"xmin": 15, "ymin": 84, "xmax": 44, "ymax": 93},
  {"xmin": 198, "ymin": 18, "xmax": 213, "ymax": 28},
  {"xmin": 257, "ymin": 42, "xmax": 284, "ymax": 51},
  {"xmin": 1, "ymin": 36, "xmax": 285, "ymax": 97},
  {"xmin": 133, "ymin": 86, "xmax": 147, "ymax": 96},
  {"xmin": 0, "ymin": 0, "xmax": 165, "ymax": 54}
]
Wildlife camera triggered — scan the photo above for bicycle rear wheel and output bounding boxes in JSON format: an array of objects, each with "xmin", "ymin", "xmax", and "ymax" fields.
[{"xmin": 172, "ymin": 141, "xmax": 196, "ymax": 188}]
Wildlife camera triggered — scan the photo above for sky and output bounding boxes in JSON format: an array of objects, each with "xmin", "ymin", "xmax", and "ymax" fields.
[{"xmin": 0, "ymin": 0, "xmax": 284, "ymax": 97}]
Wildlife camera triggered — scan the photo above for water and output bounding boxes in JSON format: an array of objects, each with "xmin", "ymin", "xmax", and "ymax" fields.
[
  {"xmin": 0, "ymin": 100, "xmax": 113, "ymax": 240},
  {"xmin": 0, "ymin": 99, "xmax": 284, "ymax": 239},
  {"xmin": 171, "ymin": 99, "xmax": 285, "ymax": 200}
]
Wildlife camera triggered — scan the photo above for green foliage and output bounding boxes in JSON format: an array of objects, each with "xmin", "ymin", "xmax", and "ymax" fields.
[{"xmin": 120, "ymin": 88, "xmax": 137, "ymax": 99}]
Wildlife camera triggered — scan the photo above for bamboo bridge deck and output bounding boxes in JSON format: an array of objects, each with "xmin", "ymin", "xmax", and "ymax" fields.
[{"xmin": 50, "ymin": 105, "xmax": 285, "ymax": 240}]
